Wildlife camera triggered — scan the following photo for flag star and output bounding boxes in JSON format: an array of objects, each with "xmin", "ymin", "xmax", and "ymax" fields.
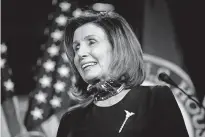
[
  {"xmin": 1, "ymin": 43, "xmax": 7, "ymax": 53},
  {"xmin": 51, "ymin": 30, "xmax": 63, "ymax": 41},
  {"xmin": 57, "ymin": 65, "xmax": 70, "ymax": 77},
  {"xmin": 1, "ymin": 58, "xmax": 6, "ymax": 68},
  {"xmin": 4, "ymin": 79, "xmax": 14, "ymax": 91},
  {"xmin": 39, "ymin": 75, "xmax": 52, "ymax": 88},
  {"xmin": 72, "ymin": 8, "xmax": 82, "ymax": 17},
  {"xmin": 61, "ymin": 53, "xmax": 69, "ymax": 62},
  {"xmin": 54, "ymin": 81, "xmax": 66, "ymax": 93},
  {"xmin": 35, "ymin": 91, "xmax": 48, "ymax": 103},
  {"xmin": 48, "ymin": 13, "xmax": 54, "ymax": 21},
  {"xmin": 47, "ymin": 44, "xmax": 59, "ymax": 57},
  {"xmin": 50, "ymin": 96, "xmax": 62, "ymax": 108},
  {"xmin": 8, "ymin": 68, "xmax": 12, "ymax": 75},
  {"xmin": 43, "ymin": 60, "xmax": 56, "ymax": 72},
  {"xmin": 30, "ymin": 107, "xmax": 44, "ymax": 120},
  {"xmin": 55, "ymin": 14, "xmax": 67, "ymax": 26},
  {"xmin": 52, "ymin": 0, "xmax": 57, "ymax": 5},
  {"xmin": 59, "ymin": 2, "xmax": 71, "ymax": 12},
  {"xmin": 44, "ymin": 28, "xmax": 50, "ymax": 35},
  {"xmin": 36, "ymin": 58, "xmax": 42, "ymax": 66}
]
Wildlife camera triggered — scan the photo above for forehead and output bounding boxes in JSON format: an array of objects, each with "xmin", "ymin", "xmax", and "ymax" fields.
[{"xmin": 73, "ymin": 23, "xmax": 107, "ymax": 42}]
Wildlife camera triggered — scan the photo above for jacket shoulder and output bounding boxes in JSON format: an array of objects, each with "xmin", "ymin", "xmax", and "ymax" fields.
[{"xmin": 56, "ymin": 108, "xmax": 87, "ymax": 137}]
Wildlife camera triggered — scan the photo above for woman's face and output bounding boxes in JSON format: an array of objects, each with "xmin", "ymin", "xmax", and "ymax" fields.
[{"xmin": 72, "ymin": 23, "xmax": 113, "ymax": 84}]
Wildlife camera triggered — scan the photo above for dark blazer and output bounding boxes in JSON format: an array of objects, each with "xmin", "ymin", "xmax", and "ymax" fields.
[{"xmin": 57, "ymin": 85, "xmax": 189, "ymax": 137}]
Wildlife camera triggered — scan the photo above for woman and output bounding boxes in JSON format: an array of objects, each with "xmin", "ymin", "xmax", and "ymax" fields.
[{"xmin": 57, "ymin": 10, "xmax": 189, "ymax": 137}]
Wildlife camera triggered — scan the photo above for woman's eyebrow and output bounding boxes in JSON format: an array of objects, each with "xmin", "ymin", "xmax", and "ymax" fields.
[
  {"xmin": 72, "ymin": 41, "xmax": 79, "ymax": 47},
  {"xmin": 72, "ymin": 35, "xmax": 99, "ymax": 46},
  {"xmin": 84, "ymin": 35, "xmax": 96, "ymax": 40},
  {"xmin": 73, "ymin": 35, "xmax": 95, "ymax": 44}
]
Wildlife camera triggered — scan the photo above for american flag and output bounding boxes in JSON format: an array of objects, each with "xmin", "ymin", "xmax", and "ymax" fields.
[
  {"xmin": 24, "ymin": 1, "xmax": 82, "ymax": 137},
  {"xmin": 1, "ymin": 42, "xmax": 28, "ymax": 137},
  {"xmin": 25, "ymin": 1, "xmax": 113, "ymax": 136},
  {"xmin": 1, "ymin": 43, "xmax": 14, "ymax": 102}
]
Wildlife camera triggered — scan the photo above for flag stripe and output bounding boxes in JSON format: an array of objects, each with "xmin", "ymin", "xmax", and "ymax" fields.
[
  {"xmin": 55, "ymin": 110, "xmax": 67, "ymax": 121},
  {"xmin": 41, "ymin": 115, "xmax": 60, "ymax": 137},
  {"xmin": 32, "ymin": 125, "xmax": 47, "ymax": 137},
  {"xmin": 13, "ymin": 96, "xmax": 28, "ymax": 133},
  {"xmin": 1, "ymin": 105, "xmax": 11, "ymax": 137},
  {"xmin": 2, "ymin": 98, "xmax": 22, "ymax": 136},
  {"xmin": 24, "ymin": 1, "xmax": 76, "ymax": 134}
]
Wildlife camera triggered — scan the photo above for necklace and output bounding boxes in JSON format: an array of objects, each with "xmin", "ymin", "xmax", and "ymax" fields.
[{"xmin": 87, "ymin": 80, "xmax": 125, "ymax": 102}]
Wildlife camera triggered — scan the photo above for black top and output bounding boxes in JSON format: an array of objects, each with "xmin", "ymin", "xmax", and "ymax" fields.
[{"xmin": 56, "ymin": 85, "xmax": 189, "ymax": 137}]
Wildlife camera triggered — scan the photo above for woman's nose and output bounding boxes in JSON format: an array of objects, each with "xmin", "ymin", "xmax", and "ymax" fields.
[{"xmin": 77, "ymin": 43, "xmax": 89, "ymax": 58}]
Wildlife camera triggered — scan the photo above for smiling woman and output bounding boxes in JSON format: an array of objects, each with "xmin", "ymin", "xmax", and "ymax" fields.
[
  {"xmin": 73, "ymin": 23, "xmax": 113, "ymax": 84},
  {"xmin": 57, "ymin": 10, "xmax": 189, "ymax": 137},
  {"xmin": 64, "ymin": 10, "xmax": 145, "ymax": 103}
]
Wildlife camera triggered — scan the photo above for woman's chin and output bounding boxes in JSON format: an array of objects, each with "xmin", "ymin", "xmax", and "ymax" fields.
[{"xmin": 83, "ymin": 76, "xmax": 100, "ymax": 84}]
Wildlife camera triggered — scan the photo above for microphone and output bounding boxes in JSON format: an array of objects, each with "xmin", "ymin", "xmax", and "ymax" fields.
[
  {"xmin": 158, "ymin": 72, "xmax": 205, "ymax": 110},
  {"xmin": 158, "ymin": 73, "xmax": 178, "ymax": 87}
]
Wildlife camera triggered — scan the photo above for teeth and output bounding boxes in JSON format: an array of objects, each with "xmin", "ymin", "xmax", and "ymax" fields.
[{"xmin": 82, "ymin": 62, "xmax": 97, "ymax": 69}]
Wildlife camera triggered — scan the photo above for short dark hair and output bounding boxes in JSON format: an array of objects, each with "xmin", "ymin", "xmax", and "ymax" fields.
[{"xmin": 64, "ymin": 10, "xmax": 145, "ymax": 102}]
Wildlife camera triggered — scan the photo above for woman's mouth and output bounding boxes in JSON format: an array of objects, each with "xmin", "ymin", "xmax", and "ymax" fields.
[{"xmin": 82, "ymin": 62, "xmax": 97, "ymax": 70}]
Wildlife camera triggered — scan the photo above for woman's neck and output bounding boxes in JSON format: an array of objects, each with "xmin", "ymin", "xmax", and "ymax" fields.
[{"xmin": 93, "ymin": 89, "xmax": 131, "ymax": 107}]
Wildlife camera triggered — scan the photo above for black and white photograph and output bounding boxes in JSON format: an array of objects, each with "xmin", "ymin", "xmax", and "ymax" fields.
[{"xmin": 1, "ymin": 0, "xmax": 205, "ymax": 137}]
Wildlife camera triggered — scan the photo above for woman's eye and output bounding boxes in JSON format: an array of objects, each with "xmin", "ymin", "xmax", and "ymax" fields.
[
  {"xmin": 74, "ymin": 44, "xmax": 80, "ymax": 52},
  {"xmin": 88, "ymin": 39, "xmax": 96, "ymax": 45}
]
